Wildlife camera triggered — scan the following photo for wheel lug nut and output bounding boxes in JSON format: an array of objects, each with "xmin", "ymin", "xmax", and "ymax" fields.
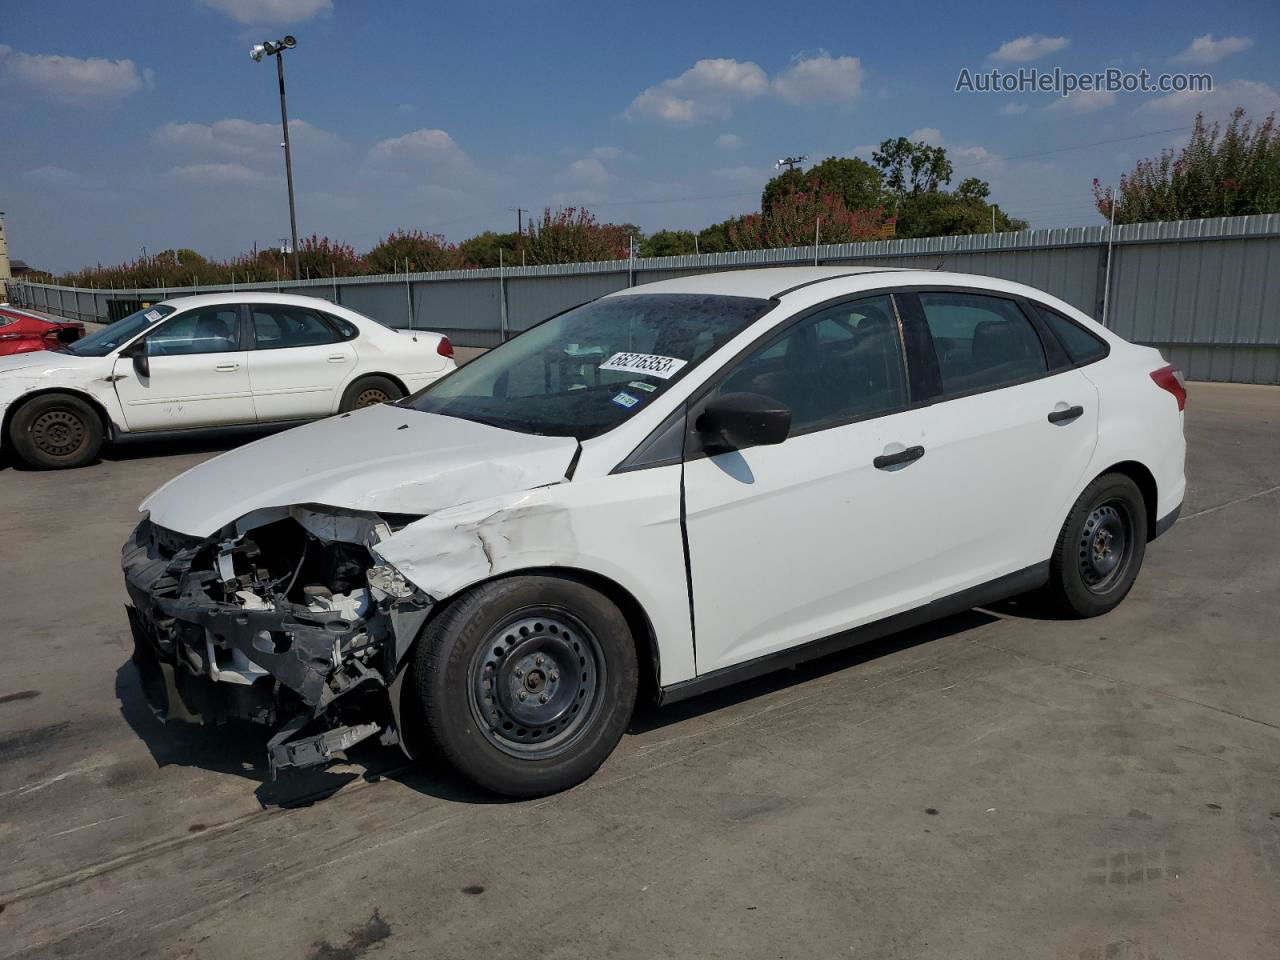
[
  {"xmin": 539, "ymin": 694, "xmax": 548, "ymax": 704},
  {"xmin": 550, "ymin": 672, "xmax": 559, "ymax": 682},
  {"xmin": 514, "ymin": 669, "xmax": 524, "ymax": 678},
  {"xmin": 518, "ymin": 692, "xmax": 527, "ymax": 701},
  {"xmin": 535, "ymin": 656, "xmax": 544, "ymax": 666}
]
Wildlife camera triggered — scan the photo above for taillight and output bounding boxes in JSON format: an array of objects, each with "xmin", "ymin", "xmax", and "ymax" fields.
[
  {"xmin": 436, "ymin": 336, "xmax": 454, "ymax": 358},
  {"xmin": 1150, "ymin": 364, "xmax": 1187, "ymax": 411}
]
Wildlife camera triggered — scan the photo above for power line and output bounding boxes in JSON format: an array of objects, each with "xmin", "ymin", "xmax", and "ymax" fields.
[{"xmin": 953, "ymin": 125, "xmax": 1193, "ymax": 170}]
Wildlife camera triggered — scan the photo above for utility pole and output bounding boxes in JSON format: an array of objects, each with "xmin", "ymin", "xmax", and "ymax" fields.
[
  {"xmin": 512, "ymin": 207, "xmax": 527, "ymax": 236},
  {"xmin": 776, "ymin": 155, "xmax": 808, "ymax": 172}
]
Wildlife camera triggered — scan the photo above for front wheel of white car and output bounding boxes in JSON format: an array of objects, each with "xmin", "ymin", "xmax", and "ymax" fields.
[
  {"xmin": 9, "ymin": 392, "xmax": 105, "ymax": 470},
  {"xmin": 1047, "ymin": 473, "xmax": 1148, "ymax": 618},
  {"xmin": 412, "ymin": 575, "xmax": 639, "ymax": 798}
]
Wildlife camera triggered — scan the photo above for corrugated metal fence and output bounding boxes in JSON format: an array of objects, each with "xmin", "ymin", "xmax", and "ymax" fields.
[{"xmin": 8, "ymin": 214, "xmax": 1280, "ymax": 383}]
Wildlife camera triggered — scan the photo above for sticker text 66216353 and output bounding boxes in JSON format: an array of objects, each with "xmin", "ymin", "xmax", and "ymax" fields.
[{"xmin": 598, "ymin": 352, "xmax": 688, "ymax": 380}]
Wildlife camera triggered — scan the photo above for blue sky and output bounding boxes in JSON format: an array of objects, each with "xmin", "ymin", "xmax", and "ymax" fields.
[{"xmin": 3, "ymin": 0, "xmax": 1277, "ymax": 271}]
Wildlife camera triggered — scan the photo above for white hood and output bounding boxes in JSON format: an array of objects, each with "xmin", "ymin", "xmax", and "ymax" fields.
[
  {"xmin": 141, "ymin": 403, "xmax": 581, "ymax": 537},
  {"xmin": 0, "ymin": 349, "xmax": 107, "ymax": 379}
]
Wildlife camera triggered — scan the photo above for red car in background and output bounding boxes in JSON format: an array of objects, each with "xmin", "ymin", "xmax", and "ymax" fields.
[{"xmin": 0, "ymin": 305, "xmax": 85, "ymax": 355}]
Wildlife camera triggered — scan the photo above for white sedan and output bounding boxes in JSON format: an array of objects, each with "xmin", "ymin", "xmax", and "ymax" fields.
[
  {"xmin": 0, "ymin": 292, "xmax": 455, "ymax": 468},
  {"xmin": 122, "ymin": 267, "xmax": 1186, "ymax": 798}
]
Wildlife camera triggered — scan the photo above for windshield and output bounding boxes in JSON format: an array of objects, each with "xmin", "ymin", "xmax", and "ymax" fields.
[
  {"xmin": 66, "ymin": 305, "xmax": 176, "ymax": 356},
  {"xmin": 406, "ymin": 293, "xmax": 770, "ymax": 440}
]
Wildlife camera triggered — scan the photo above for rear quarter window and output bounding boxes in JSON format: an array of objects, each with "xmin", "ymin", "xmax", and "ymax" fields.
[{"xmin": 1034, "ymin": 304, "xmax": 1109, "ymax": 365}]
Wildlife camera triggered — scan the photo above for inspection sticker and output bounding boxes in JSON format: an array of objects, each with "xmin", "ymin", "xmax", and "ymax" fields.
[
  {"xmin": 611, "ymin": 391, "xmax": 641, "ymax": 409},
  {"xmin": 145, "ymin": 309, "xmax": 163, "ymax": 322},
  {"xmin": 599, "ymin": 352, "xmax": 687, "ymax": 379},
  {"xmin": 628, "ymin": 380, "xmax": 658, "ymax": 393}
]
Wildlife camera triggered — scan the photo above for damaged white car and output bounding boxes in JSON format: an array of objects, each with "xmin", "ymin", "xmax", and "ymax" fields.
[{"xmin": 123, "ymin": 267, "xmax": 1187, "ymax": 798}]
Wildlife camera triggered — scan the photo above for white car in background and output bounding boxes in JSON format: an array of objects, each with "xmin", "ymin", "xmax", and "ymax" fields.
[
  {"xmin": 0, "ymin": 292, "xmax": 455, "ymax": 468},
  {"xmin": 123, "ymin": 267, "xmax": 1186, "ymax": 798}
]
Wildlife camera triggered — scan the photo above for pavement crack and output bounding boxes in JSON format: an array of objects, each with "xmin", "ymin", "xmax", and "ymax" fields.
[{"xmin": 1182, "ymin": 483, "xmax": 1280, "ymax": 521}]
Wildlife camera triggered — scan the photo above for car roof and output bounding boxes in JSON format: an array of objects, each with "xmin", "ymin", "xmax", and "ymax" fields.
[
  {"xmin": 157, "ymin": 291, "xmax": 343, "ymax": 311},
  {"xmin": 606, "ymin": 265, "xmax": 1060, "ymax": 302}
]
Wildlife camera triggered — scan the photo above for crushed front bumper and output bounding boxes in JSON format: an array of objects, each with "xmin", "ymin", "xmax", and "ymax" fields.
[{"xmin": 122, "ymin": 517, "xmax": 433, "ymax": 775}]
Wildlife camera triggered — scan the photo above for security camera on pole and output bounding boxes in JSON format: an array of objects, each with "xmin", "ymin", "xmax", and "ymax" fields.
[{"xmin": 250, "ymin": 35, "xmax": 301, "ymax": 281}]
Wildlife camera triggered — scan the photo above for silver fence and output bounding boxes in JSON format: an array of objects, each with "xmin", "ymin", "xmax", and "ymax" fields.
[{"xmin": 8, "ymin": 214, "xmax": 1280, "ymax": 383}]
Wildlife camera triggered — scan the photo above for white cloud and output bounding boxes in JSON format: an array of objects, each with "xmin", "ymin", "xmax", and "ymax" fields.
[
  {"xmin": 999, "ymin": 102, "xmax": 1029, "ymax": 115},
  {"xmin": 198, "ymin": 0, "xmax": 332, "ymax": 25},
  {"xmin": 908, "ymin": 128, "xmax": 999, "ymax": 168},
  {"xmin": 557, "ymin": 157, "xmax": 611, "ymax": 186},
  {"xmin": 364, "ymin": 128, "xmax": 482, "ymax": 187},
  {"xmin": 0, "ymin": 47, "xmax": 149, "ymax": 103},
  {"xmin": 716, "ymin": 133, "xmax": 743, "ymax": 149},
  {"xmin": 588, "ymin": 146, "xmax": 623, "ymax": 161},
  {"xmin": 990, "ymin": 35, "xmax": 1070, "ymax": 63},
  {"xmin": 153, "ymin": 118, "xmax": 336, "ymax": 163},
  {"xmin": 1048, "ymin": 89, "xmax": 1116, "ymax": 113},
  {"xmin": 1141, "ymin": 79, "xmax": 1280, "ymax": 120},
  {"xmin": 1171, "ymin": 34, "xmax": 1253, "ymax": 64},
  {"xmin": 625, "ymin": 58, "xmax": 768, "ymax": 125},
  {"xmin": 22, "ymin": 165, "xmax": 104, "ymax": 189},
  {"xmin": 167, "ymin": 163, "xmax": 271, "ymax": 186},
  {"xmin": 772, "ymin": 52, "xmax": 863, "ymax": 104}
]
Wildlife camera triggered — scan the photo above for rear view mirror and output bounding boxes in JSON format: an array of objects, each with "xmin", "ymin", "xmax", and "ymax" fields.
[
  {"xmin": 131, "ymin": 349, "xmax": 150, "ymax": 379},
  {"xmin": 697, "ymin": 392, "xmax": 791, "ymax": 453}
]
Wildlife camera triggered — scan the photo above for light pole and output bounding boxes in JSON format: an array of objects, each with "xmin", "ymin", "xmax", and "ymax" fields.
[{"xmin": 251, "ymin": 35, "xmax": 300, "ymax": 281}]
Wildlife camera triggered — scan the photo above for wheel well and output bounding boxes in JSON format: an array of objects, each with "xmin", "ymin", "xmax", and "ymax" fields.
[
  {"xmin": 1, "ymin": 388, "xmax": 113, "ymax": 445},
  {"xmin": 352, "ymin": 372, "xmax": 408, "ymax": 397},
  {"xmin": 422, "ymin": 567, "xmax": 662, "ymax": 705},
  {"xmin": 1099, "ymin": 460, "xmax": 1158, "ymax": 539}
]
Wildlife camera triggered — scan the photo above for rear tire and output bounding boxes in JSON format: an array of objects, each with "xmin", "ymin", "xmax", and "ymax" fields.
[
  {"xmin": 339, "ymin": 375, "xmax": 403, "ymax": 412},
  {"xmin": 412, "ymin": 575, "xmax": 638, "ymax": 799},
  {"xmin": 1047, "ymin": 473, "xmax": 1148, "ymax": 618},
  {"xmin": 9, "ymin": 393, "xmax": 105, "ymax": 470}
]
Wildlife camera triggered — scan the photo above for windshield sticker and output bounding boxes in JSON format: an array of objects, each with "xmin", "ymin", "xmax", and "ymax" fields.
[
  {"xmin": 599, "ymin": 352, "xmax": 687, "ymax": 379},
  {"xmin": 611, "ymin": 391, "xmax": 641, "ymax": 409},
  {"xmin": 628, "ymin": 380, "xmax": 657, "ymax": 393},
  {"xmin": 144, "ymin": 309, "xmax": 163, "ymax": 322}
]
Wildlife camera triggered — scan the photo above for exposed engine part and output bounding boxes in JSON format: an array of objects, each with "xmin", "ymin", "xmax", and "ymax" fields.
[{"xmin": 123, "ymin": 509, "xmax": 435, "ymax": 775}]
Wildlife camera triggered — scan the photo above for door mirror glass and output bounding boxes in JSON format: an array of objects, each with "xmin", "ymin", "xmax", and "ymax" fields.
[{"xmin": 697, "ymin": 392, "xmax": 791, "ymax": 452}]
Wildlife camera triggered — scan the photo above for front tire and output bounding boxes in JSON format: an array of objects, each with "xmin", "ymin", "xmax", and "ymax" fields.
[
  {"xmin": 9, "ymin": 393, "xmax": 105, "ymax": 469},
  {"xmin": 1047, "ymin": 473, "xmax": 1148, "ymax": 618},
  {"xmin": 412, "ymin": 575, "xmax": 638, "ymax": 798},
  {"xmin": 339, "ymin": 375, "xmax": 404, "ymax": 412}
]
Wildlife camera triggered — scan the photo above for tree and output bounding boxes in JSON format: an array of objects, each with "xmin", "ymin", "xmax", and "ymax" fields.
[
  {"xmin": 458, "ymin": 231, "xmax": 521, "ymax": 268},
  {"xmin": 697, "ymin": 218, "xmax": 737, "ymax": 254},
  {"xmin": 727, "ymin": 190, "xmax": 892, "ymax": 250},
  {"xmin": 521, "ymin": 208, "xmax": 628, "ymax": 264},
  {"xmin": 293, "ymin": 235, "xmax": 366, "ymax": 279},
  {"xmin": 1093, "ymin": 109, "xmax": 1280, "ymax": 223},
  {"xmin": 761, "ymin": 157, "xmax": 882, "ymax": 216},
  {"xmin": 872, "ymin": 136, "xmax": 953, "ymax": 198},
  {"xmin": 640, "ymin": 229, "xmax": 698, "ymax": 257},
  {"xmin": 894, "ymin": 187, "xmax": 1026, "ymax": 238},
  {"xmin": 364, "ymin": 230, "xmax": 464, "ymax": 273}
]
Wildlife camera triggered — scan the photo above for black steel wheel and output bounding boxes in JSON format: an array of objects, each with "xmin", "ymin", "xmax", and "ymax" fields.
[
  {"xmin": 9, "ymin": 393, "xmax": 105, "ymax": 469},
  {"xmin": 339, "ymin": 375, "xmax": 404, "ymax": 412},
  {"xmin": 412, "ymin": 575, "xmax": 638, "ymax": 798},
  {"xmin": 1049, "ymin": 473, "xmax": 1148, "ymax": 617},
  {"xmin": 468, "ymin": 611, "xmax": 606, "ymax": 759}
]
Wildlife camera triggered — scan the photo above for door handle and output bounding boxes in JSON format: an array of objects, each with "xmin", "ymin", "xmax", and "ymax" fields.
[
  {"xmin": 214, "ymin": 362, "xmax": 240, "ymax": 372},
  {"xmin": 327, "ymin": 354, "xmax": 348, "ymax": 363},
  {"xmin": 874, "ymin": 445, "xmax": 925, "ymax": 470},
  {"xmin": 1047, "ymin": 405, "xmax": 1084, "ymax": 424}
]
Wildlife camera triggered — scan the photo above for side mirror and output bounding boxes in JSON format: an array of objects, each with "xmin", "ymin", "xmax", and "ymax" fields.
[
  {"xmin": 697, "ymin": 392, "xmax": 791, "ymax": 453},
  {"xmin": 131, "ymin": 348, "xmax": 150, "ymax": 379}
]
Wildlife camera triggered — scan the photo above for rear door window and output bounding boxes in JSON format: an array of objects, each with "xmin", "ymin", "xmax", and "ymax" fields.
[
  {"xmin": 916, "ymin": 292, "xmax": 1047, "ymax": 396},
  {"xmin": 250, "ymin": 306, "xmax": 341, "ymax": 350}
]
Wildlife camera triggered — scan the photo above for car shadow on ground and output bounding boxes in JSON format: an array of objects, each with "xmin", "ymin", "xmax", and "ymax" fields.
[
  {"xmin": 0, "ymin": 426, "xmax": 293, "ymax": 472},
  {"xmin": 116, "ymin": 609, "xmax": 1004, "ymax": 810}
]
